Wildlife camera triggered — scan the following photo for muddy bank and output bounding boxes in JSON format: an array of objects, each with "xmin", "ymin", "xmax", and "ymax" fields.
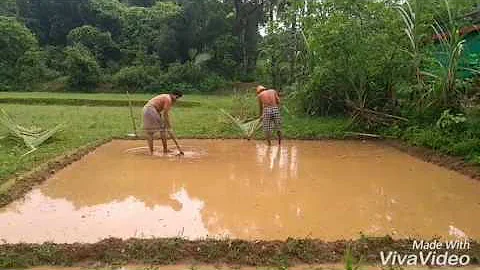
[
  {"xmin": 383, "ymin": 140, "xmax": 480, "ymax": 181},
  {"xmin": 0, "ymin": 237, "xmax": 478, "ymax": 269}
]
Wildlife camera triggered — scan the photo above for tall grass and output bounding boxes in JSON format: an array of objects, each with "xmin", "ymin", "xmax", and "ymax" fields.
[
  {"xmin": 344, "ymin": 246, "xmax": 363, "ymax": 270},
  {"xmin": 398, "ymin": 0, "xmax": 479, "ymax": 112}
]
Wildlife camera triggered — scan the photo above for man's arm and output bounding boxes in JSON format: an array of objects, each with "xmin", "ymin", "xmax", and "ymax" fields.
[
  {"xmin": 275, "ymin": 91, "xmax": 280, "ymax": 106},
  {"xmin": 163, "ymin": 111, "xmax": 172, "ymax": 130}
]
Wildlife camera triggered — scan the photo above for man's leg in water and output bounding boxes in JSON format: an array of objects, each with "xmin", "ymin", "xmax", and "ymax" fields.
[
  {"xmin": 265, "ymin": 131, "xmax": 272, "ymax": 146},
  {"xmin": 146, "ymin": 132, "xmax": 154, "ymax": 155},
  {"xmin": 160, "ymin": 130, "xmax": 168, "ymax": 153},
  {"xmin": 277, "ymin": 130, "xmax": 282, "ymax": 145}
]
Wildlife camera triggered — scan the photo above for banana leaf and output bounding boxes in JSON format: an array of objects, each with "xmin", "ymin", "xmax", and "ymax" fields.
[{"xmin": 0, "ymin": 109, "xmax": 64, "ymax": 156}]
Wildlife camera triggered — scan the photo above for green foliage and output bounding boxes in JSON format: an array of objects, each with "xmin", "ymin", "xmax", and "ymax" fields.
[
  {"xmin": 418, "ymin": 0, "xmax": 478, "ymax": 112},
  {"xmin": 112, "ymin": 65, "xmax": 160, "ymax": 91},
  {"xmin": 162, "ymin": 62, "xmax": 226, "ymax": 92},
  {"xmin": 298, "ymin": 0, "xmax": 406, "ymax": 115},
  {"xmin": 16, "ymin": 0, "xmax": 93, "ymax": 45},
  {"xmin": 0, "ymin": 16, "xmax": 38, "ymax": 89},
  {"xmin": 120, "ymin": 1, "xmax": 181, "ymax": 65},
  {"xmin": 436, "ymin": 109, "xmax": 467, "ymax": 132},
  {"xmin": 64, "ymin": 45, "xmax": 101, "ymax": 91},
  {"xmin": 344, "ymin": 246, "xmax": 363, "ymax": 270},
  {"xmin": 67, "ymin": 25, "xmax": 119, "ymax": 66},
  {"xmin": 0, "ymin": 0, "xmax": 16, "ymax": 16},
  {"xmin": 15, "ymin": 49, "xmax": 54, "ymax": 89}
]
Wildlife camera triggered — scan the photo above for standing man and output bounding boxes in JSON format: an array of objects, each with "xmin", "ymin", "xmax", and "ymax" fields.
[
  {"xmin": 257, "ymin": 85, "xmax": 282, "ymax": 146},
  {"xmin": 143, "ymin": 90, "xmax": 183, "ymax": 155}
]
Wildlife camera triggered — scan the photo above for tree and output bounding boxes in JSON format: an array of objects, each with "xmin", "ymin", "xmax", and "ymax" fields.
[
  {"xmin": 17, "ymin": 0, "xmax": 93, "ymax": 45},
  {"xmin": 0, "ymin": 0, "xmax": 16, "ymax": 16},
  {"xmin": 64, "ymin": 45, "xmax": 101, "ymax": 90},
  {"xmin": 0, "ymin": 16, "xmax": 38, "ymax": 89},
  {"xmin": 67, "ymin": 25, "xmax": 119, "ymax": 66},
  {"xmin": 232, "ymin": 0, "xmax": 266, "ymax": 79}
]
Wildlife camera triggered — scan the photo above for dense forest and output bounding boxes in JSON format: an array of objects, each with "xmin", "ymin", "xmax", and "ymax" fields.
[{"xmin": 1, "ymin": 0, "xmax": 480, "ymax": 121}]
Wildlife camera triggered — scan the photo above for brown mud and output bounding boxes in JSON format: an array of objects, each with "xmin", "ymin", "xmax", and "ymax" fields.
[{"xmin": 1, "ymin": 140, "xmax": 479, "ymax": 243}]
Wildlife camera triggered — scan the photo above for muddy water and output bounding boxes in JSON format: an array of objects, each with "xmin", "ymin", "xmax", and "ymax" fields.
[{"xmin": 1, "ymin": 140, "xmax": 479, "ymax": 243}]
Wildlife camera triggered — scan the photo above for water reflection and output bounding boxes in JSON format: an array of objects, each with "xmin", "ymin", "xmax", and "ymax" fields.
[{"xmin": 0, "ymin": 188, "xmax": 208, "ymax": 243}]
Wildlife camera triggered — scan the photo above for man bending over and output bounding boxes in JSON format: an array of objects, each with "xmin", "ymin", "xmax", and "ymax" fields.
[
  {"xmin": 257, "ymin": 85, "xmax": 282, "ymax": 146},
  {"xmin": 143, "ymin": 90, "xmax": 183, "ymax": 155}
]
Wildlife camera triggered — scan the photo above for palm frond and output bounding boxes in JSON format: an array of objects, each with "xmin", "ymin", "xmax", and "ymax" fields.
[
  {"xmin": 220, "ymin": 109, "xmax": 261, "ymax": 139},
  {"xmin": 194, "ymin": 52, "xmax": 212, "ymax": 66},
  {"xmin": 0, "ymin": 109, "xmax": 64, "ymax": 156}
]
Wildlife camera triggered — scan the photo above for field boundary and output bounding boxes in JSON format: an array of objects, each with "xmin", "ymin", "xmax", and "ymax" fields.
[
  {"xmin": 0, "ymin": 237, "xmax": 478, "ymax": 268},
  {"xmin": 382, "ymin": 139, "xmax": 480, "ymax": 180},
  {"xmin": 0, "ymin": 97, "xmax": 200, "ymax": 107}
]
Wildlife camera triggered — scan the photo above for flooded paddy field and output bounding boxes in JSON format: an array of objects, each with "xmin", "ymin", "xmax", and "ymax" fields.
[{"xmin": 0, "ymin": 140, "xmax": 479, "ymax": 243}]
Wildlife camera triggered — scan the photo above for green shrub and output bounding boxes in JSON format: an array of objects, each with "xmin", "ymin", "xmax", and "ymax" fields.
[
  {"xmin": 15, "ymin": 50, "xmax": 57, "ymax": 89},
  {"xmin": 0, "ymin": 16, "xmax": 38, "ymax": 90},
  {"xmin": 67, "ymin": 25, "xmax": 120, "ymax": 66},
  {"xmin": 199, "ymin": 73, "xmax": 228, "ymax": 92},
  {"xmin": 436, "ymin": 109, "xmax": 467, "ymax": 133},
  {"xmin": 112, "ymin": 66, "xmax": 161, "ymax": 91},
  {"xmin": 161, "ymin": 62, "xmax": 226, "ymax": 92},
  {"xmin": 64, "ymin": 45, "xmax": 101, "ymax": 91},
  {"xmin": 450, "ymin": 139, "xmax": 480, "ymax": 156}
]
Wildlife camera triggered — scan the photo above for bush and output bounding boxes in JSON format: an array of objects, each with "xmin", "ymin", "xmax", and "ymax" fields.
[
  {"xmin": 15, "ymin": 50, "xmax": 58, "ymax": 89},
  {"xmin": 0, "ymin": 16, "xmax": 38, "ymax": 89},
  {"xmin": 112, "ymin": 66, "xmax": 161, "ymax": 91},
  {"xmin": 64, "ymin": 45, "xmax": 101, "ymax": 91},
  {"xmin": 436, "ymin": 109, "xmax": 467, "ymax": 133},
  {"xmin": 67, "ymin": 25, "xmax": 120, "ymax": 66},
  {"xmin": 161, "ymin": 62, "xmax": 226, "ymax": 92}
]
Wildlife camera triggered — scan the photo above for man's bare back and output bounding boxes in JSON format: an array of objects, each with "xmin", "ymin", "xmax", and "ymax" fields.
[
  {"xmin": 258, "ymin": 89, "xmax": 280, "ymax": 108},
  {"xmin": 256, "ymin": 86, "xmax": 282, "ymax": 146},
  {"xmin": 148, "ymin": 94, "xmax": 173, "ymax": 113}
]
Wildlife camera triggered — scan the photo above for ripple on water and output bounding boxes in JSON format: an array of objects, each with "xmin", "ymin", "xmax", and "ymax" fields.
[{"xmin": 124, "ymin": 146, "xmax": 207, "ymax": 159}]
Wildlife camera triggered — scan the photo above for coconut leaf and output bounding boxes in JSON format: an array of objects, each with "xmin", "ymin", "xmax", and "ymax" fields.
[
  {"xmin": 194, "ymin": 52, "xmax": 212, "ymax": 66},
  {"xmin": 0, "ymin": 109, "xmax": 64, "ymax": 155},
  {"xmin": 220, "ymin": 109, "xmax": 261, "ymax": 139}
]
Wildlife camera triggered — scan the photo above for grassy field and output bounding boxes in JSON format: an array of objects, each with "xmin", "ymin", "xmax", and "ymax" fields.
[
  {"xmin": 0, "ymin": 93, "xmax": 350, "ymax": 184},
  {"xmin": 0, "ymin": 92, "xmax": 233, "ymax": 107}
]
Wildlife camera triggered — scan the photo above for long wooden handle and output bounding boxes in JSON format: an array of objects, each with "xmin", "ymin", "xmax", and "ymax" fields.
[{"xmin": 168, "ymin": 130, "xmax": 182, "ymax": 153}]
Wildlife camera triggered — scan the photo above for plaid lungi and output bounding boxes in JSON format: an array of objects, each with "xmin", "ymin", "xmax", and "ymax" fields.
[
  {"xmin": 143, "ymin": 104, "xmax": 166, "ymax": 134},
  {"xmin": 262, "ymin": 106, "xmax": 282, "ymax": 133}
]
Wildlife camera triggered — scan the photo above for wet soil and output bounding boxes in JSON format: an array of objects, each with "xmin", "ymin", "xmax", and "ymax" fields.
[{"xmin": 1, "ymin": 140, "xmax": 479, "ymax": 243}]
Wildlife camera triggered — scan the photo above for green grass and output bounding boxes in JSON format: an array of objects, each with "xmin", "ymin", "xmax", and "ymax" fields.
[
  {"xmin": 0, "ymin": 92, "xmax": 233, "ymax": 108},
  {"xmin": 0, "ymin": 93, "xmax": 350, "ymax": 184},
  {"xmin": 0, "ymin": 91, "xmax": 234, "ymax": 105}
]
